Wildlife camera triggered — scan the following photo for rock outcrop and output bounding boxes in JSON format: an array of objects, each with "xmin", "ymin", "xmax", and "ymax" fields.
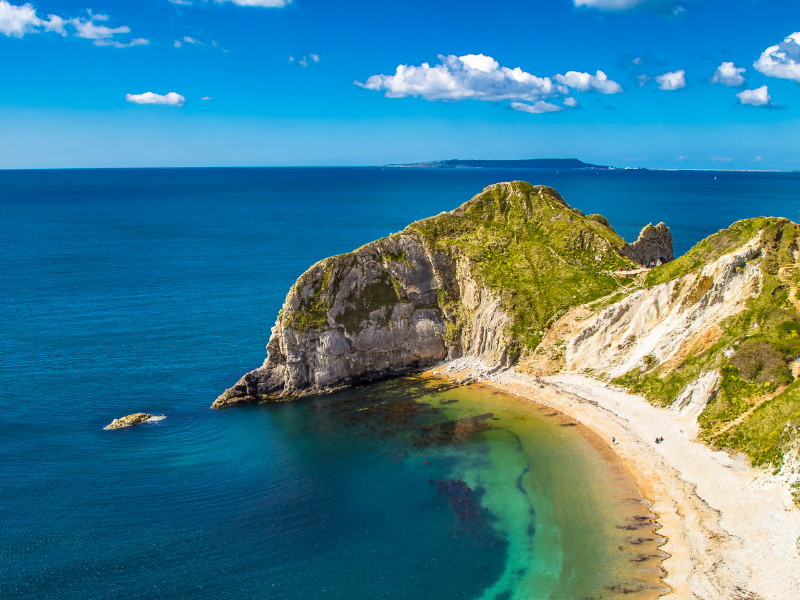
[
  {"xmin": 621, "ymin": 222, "xmax": 674, "ymax": 266},
  {"xmin": 214, "ymin": 181, "xmax": 638, "ymax": 408},
  {"xmin": 105, "ymin": 413, "xmax": 154, "ymax": 430}
]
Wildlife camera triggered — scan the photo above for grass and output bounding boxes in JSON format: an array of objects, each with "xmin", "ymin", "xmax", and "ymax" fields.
[
  {"xmin": 409, "ymin": 182, "xmax": 638, "ymax": 352},
  {"xmin": 714, "ymin": 380, "xmax": 800, "ymax": 469}
]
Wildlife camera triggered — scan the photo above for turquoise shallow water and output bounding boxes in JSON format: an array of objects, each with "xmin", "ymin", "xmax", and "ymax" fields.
[{"xmin": 2, "ymin": 167, "xmax": 799, "ymax": 599}]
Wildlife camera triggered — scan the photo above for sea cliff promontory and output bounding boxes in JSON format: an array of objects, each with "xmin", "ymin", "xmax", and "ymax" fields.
[
  {"xmin": 216, "ymin": 180, "xmax": 800, "ymax": 598},
  {"xmin": 214, "ymin": 181, "xmax": 669, "ymax": 407},
  {"xmin": 216, "ymin": 180, "xmax": 800, "ymax": 503}
]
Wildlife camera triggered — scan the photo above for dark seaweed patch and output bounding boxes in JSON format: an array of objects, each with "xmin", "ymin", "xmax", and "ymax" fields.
[{"xmin": 435, "ymin": 478, "xmax": 488, "ymax": 521}]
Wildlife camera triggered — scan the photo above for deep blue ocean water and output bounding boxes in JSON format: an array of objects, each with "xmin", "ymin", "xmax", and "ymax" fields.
[{"xmin": 1, "ymin": 167, "xmax": 799, "ymax": 599}]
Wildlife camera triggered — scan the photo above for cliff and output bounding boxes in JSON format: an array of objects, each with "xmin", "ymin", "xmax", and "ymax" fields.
[
  {"xmin": 532, "ymin": 216, "xmax": 800, "ymax": 496},
  {"xmin": 214, "ymin": 181, "xmax": 652, "ymax": 407},
  {"xmin": 215, "ymin": 180, "xmax": 800, "ymax": 500}
]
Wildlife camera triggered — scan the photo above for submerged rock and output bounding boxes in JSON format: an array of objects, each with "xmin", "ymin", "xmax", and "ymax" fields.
[{"xmin": 105, "ymin": 413, "xmax": 154, "ymax": 430}]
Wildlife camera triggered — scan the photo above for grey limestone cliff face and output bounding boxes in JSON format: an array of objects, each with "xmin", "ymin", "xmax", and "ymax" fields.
[
  {"xmin": 213, "ymin": 231, "xmax": 510, "ymax": 407},
  {"xmin": 621, "ymin": 222, "xmax": 674, "ymax": 266}
]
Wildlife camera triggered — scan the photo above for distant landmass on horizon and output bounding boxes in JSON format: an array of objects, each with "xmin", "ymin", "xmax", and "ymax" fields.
[{"xmin": 384, "ymin": 158, "xmax": 611, "ymax": 169}]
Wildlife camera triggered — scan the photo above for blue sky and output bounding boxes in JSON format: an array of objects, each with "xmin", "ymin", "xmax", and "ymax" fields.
[{"xmin": 1, "ymin": 0, "xmax": 799, "ymax": 169}]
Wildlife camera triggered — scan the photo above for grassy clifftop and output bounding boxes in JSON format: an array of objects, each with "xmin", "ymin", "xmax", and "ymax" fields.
[
  {"xmin": 646, "ymin": 217, "xmax": 799, "ymax": 285},
  {"xmin": 405, "ymin": 181, "xmax": 638, "ymax": 351}
]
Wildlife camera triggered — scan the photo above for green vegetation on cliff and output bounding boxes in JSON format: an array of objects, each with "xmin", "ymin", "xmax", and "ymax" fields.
[
  {"xmin": 646, "ymin": 217, "xmax": 798, "ymax": 286},
  {"xmin": 408, "ymin": 182, "xmax": 637, "ymax": 351},
  {"xmin": 287, "ymin": 181, "xmax": 640, "ymax": 353},
  {"xmin": 615, "ymin": 217, "xmax": 800, "ymax": 490}
]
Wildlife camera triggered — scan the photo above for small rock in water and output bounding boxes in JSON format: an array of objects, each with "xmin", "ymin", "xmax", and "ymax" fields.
[{"xmin": 105, "ymin": 413, "xmax": 154, "ymax": 430}]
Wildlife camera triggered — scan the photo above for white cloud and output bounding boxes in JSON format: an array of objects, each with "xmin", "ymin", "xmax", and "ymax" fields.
[
  {"xmin": 711, "ymin": 62, "xmax": 745, "ymax": 86},
  {"xmin": 93, "ymin": 36, "xmax": 148, "ymax": 48},
  {"xmin": 71, "ymin": 15, "xmax": 148, "ymax": 47},
  {"xmin": 0, "ymin": 1, "xmax": 38, "ymax": 37},
  {"xmin": 754, "ymin": 32, "xmax": 800, "ymax": 83},
  {"xmin": 174, "ymin": 40, "xmax": 182, "ymax": 47},
  {"xmin": 563, "ymin": 97, "xmax": 578, "ymax": 107},
  {"xmin": 183, "ymin": 35, "xmax": 201, "ymax": 44},
  {"xmin": 574, "ymin": 0, "xmax": 681, "ymax": 12},
  {"xmin": 125, "ymin": 92, "xmax": 185, "ymax": 106},
  {"xmin": 554, "ymin": 70, "xmax": 622, "ymax": 94},
  {"xmin": 168, "ymin": 0, "xmax": 192, "ymax": 4},
  {"xmin": 290, "ymin": 54, "xmax": 318, "ymax": 67},
  {"xmin": 0, "ymin": 1, "xmax": 65, "ymax": 37},
  {"xmin": 637, "ymin": 74, "xmax": 650, "ymax": 86},
  {"xmin": 214, "ymin": 0, "xmax": 291, "ymax": 6},
  {"xmin": 355, "ymin": 54, "xmax": 622, "ymax": 108},
  {"xmin": 708, "ymin": 157, "xmax": 732, "ymax": 162},
  {"xmin": 0, "ymin": 3, "xmax": 146, "ymax": 47},
  {"xmin": 656, "ymin": 70, "xmax": 686, "ymax": 90},
  {"xmin": 510, "ymin": 100, "xmax": 564, "ymax": 114},
  {"xmin": 736, "ymin": 85, "xmax": 771, "ymax": 107},
  {"xmin": 42, "ymin": 14, "xmax": 66, "ymax": 35},
  {"xmin": 356, "ymin": 55, "xmax": 562, "ymax": 101},
  {"xmin": 200, "ymin": 96, "xmax": 214, "ymax": 100},
  {"xmin": 72, "ymin": 18, "xmax": 126, "ymax": 40}
]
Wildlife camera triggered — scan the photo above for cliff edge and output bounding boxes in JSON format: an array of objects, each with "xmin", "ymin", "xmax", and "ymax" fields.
[{"xmin": 214, "ymin": 181, "xmax": 659, "ymax": 407}]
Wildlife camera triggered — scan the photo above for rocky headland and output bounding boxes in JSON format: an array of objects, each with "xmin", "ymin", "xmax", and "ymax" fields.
[
  {"xmin": 216, "ymin": 180, "xmax": 800, "ymax": 598},
  {"xmin": 215, "ymin": 181, "xmax": 672, "ymax": 407}
]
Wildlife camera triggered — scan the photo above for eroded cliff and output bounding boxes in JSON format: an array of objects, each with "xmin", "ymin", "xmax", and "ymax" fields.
[
  {"xmin": 214, "ymin": 181, "xmax": 647, "ymax": 407},
  {"xmin": 557, "ymin": 216, "xmax": 800, "ymax": 495}
]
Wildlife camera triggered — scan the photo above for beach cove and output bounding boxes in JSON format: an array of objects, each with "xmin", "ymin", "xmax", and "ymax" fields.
[{"xmin": 426, "ymin": 361, "xmax": 800, "ymax": 599}]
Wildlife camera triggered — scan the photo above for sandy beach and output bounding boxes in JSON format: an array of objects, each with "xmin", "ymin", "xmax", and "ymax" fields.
[{"xmin": 427, "ymin": 361, "xmax": 800, "ymax": 600}]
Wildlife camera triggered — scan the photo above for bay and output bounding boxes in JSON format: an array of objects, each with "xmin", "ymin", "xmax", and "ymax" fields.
[{"xmin": 1, "ymin": 167, "xmax": 798, "ymax": 599}]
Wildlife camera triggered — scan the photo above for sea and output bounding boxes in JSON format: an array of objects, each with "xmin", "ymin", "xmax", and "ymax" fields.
[{"xmin": 2, "ymin": 167, "xmax": 799, "ymax": 600}]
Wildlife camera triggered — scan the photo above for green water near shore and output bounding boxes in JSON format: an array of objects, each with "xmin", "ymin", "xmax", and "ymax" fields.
[
  {"xmin": 301, "ymin": 376, "xmax": 666, "ymax": 600},
  {"xmin": 422, "ymin": 384, "xmax": 666, "ymax": 600}
]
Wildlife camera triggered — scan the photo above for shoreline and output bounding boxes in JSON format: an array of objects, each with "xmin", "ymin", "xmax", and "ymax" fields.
[{"xmin": 424, "ymin": 360, "xmax": 800, "ymax": 600}]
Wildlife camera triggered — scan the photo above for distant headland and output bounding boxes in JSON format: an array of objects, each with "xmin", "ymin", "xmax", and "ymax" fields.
[{"xmin": 384, "ymin": 158, "xmax": 610, "ymax": 169}]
